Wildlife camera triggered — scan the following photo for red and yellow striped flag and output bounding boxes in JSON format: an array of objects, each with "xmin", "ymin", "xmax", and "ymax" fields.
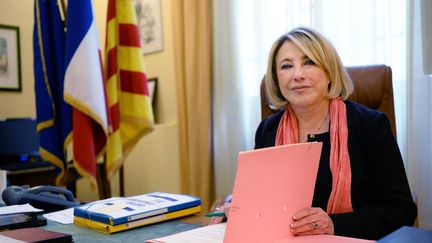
[{"xmin": 105, "ymin": 0, "xmax": 155, "ymax": 179}]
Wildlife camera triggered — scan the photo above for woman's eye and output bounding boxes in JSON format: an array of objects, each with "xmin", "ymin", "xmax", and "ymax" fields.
[
  {"xmin": 304, "ymin": 58, "xmax": 315, "ymax": 65},
  {"xmin": 281, "ymin": 63, "xmax": 292, "ymax": 70}
]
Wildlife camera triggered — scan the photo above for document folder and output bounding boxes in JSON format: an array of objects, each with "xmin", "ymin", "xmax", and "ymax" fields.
[{"xmin": 224, "ymin": 142, "xmax": 322, "ymax": 243}]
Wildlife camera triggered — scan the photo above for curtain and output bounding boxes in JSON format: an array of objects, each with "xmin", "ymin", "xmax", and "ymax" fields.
[
  {"xmin": 406, "ymin": 0, "xmax": 432, "ymax": 230},
  {"xmin": 212, "ymin": 0, "xmax": 258, "ymax": 200},
  {"xmin": 171, "ymin": 0, "xmax": 214, "ymax": 211},
  {"xmin": 421, "ymin": 0, "xmax": 432, "ymax": 74},
  {"xmin": 213, "ymin": 0, "xmax": 408, "ymax": 199}
]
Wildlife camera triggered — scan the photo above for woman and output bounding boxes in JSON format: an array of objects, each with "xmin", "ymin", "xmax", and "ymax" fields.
[{"xmin": 212, "ymin": 27, "xmax": 417, "ymax": 240}]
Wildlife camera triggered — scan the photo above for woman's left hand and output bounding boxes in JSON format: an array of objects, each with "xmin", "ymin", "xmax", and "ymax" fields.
[
  {"xmin": 208, "ymin": 202, "xmax": 231, "ymax": 225},
  {"xmin": 290, "ymin": 207, "xmax": 334, "ymax": 236}
]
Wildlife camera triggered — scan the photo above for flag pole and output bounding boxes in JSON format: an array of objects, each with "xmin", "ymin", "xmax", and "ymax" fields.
[
  {"xmin": 120, "ymin": 166, "xmax": 125, "ymax": 196},
  {"xmin": 97, "ymin": 154, "xmax": 112, "ymax": 199}
]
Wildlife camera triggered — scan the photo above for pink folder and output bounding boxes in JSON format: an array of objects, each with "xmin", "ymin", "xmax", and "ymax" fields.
[
  {"xmin": 274, "ymin": 234, "xmax": 374, "ymax": 243},
  {"xmin": 224, "ymin": 142, "xmax": 322, "ymax": 243}
]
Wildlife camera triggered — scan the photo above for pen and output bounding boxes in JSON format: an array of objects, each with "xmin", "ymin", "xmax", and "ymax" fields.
[{"xmin": 204, "ymin": 212, "xmax": 225, "ymax": 217}]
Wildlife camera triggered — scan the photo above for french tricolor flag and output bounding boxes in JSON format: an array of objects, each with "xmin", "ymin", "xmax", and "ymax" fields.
[{"xmin": 64, "ymin": 0, "xmax": 110, "ymax": 188}]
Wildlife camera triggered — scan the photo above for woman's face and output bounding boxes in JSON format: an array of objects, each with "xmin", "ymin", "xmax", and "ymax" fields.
[{"xmin": 275, "ymin": 41, "xmax": 329, "ymax": 109}]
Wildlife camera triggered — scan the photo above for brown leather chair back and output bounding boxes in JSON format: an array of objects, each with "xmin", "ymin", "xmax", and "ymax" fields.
[{"xmin": 260, "ymin": 65, "xmax": 396, "ymax": 137}]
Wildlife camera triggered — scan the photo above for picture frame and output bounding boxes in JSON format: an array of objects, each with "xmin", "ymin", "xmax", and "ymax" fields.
[
  {"xmin": 134, "ymin": 0, "xmax": 164, "ymax": 55},
  {"xmin": 0, "ymin": 24, "xmax": 21, "ymax": 92},
  {"xmin": 147, "ymin": 77, "xmax": 157, "ymax": 109}
]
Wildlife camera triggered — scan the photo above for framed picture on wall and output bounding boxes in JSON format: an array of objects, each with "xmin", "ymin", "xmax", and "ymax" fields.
[
  {"xmin": 134, "ymin": 0, "xmax": 164, "ymax": 55},
  {"xmin": 0, "ymin": 24, "xmax": 21, "ymax": 92},
  {"xmin": 147, "ymin": 77, "xmax": 157, "ymax": 108}
]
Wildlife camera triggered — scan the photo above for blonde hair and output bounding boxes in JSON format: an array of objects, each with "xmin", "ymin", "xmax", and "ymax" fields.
[{"xmin": 265, "ymin": 26, "xmax": 353, "ymax": 109}]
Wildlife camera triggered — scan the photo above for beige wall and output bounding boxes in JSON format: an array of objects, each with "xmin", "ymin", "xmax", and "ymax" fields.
[
  {"xmin": 0, "ymin": 1, "xmax": 36, "ymax": 118},
  {"xmin": 0, "ymin": 0, "xmax": 183, "ymax": 201}
]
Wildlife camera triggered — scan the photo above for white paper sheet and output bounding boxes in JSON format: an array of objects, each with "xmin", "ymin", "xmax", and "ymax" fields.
[
  {"xmin": 42, "ymin": 207, "xmax": 74, "ymax": 224},
  {"xmin": 0, "ymin": 203, "xmax": 43, "ymax": 215},
  {"xmin": 146, "ymin": 223, "xmax": 226, "ymax": 243},
  {"xmin": 0, "ymin": 235, "xmax": 26, "ymax": 243}
]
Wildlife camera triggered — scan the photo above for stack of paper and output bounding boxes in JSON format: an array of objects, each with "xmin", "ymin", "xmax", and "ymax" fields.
[
  {"xmin": 146, "ymin": 223, "xmax": 226, "ymax": 243},
  {"xmin": 145, "ymin": 223, "xmax": 374, "ymax": 243},
  {"xmin": 73, "ymin": 192, "xmax": 202, "ymax": 234},
  {"xmin": 0, "ymin": 204, "xmax": 46, "ymax": 230}
]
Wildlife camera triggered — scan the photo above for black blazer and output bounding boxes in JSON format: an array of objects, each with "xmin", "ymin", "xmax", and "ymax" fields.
[{"xmin": 254, "ymin": 100, "xmax": 417, "ymax": 240}]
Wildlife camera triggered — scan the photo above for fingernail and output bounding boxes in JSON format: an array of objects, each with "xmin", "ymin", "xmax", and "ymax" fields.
[
  {"xmin": 290, "ymin": 223, "xmax": 294, "ymax": 228},
  {"xmin": 292, "ymin": 215, "xmax": 297, "ymax": 220}
]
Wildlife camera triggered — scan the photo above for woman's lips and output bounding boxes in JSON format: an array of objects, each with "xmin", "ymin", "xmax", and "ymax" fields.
[{"xmin": 291, "ymin": 85, "xmax": 310, "ymax": 92}]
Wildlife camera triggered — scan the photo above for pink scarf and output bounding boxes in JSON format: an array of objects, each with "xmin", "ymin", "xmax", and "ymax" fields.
[{"xmin": 275, "ymin": 98, "xmax": 353, "ymax": 214}]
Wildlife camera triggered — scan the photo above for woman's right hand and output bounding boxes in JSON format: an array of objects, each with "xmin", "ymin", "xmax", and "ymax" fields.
[{"xmin": 209, "ymin": 202, "xmax": 231, "ymax": 224}]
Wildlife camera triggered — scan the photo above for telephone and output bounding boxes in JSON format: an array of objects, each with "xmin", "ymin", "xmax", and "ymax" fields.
[{"xmin": 2, "ymin": 185, "xmax": 80, "ymax": 212}]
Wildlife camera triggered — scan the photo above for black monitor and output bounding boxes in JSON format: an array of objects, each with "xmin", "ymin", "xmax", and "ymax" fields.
[{"xmin": 0, "ymin": 118, "xmax": 40, "ymax": 163}]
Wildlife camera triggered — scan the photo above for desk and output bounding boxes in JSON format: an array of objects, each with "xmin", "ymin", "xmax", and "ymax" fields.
[
  {"xmin": 3, "ymin": 162, "xmax": 79, "ymax": 195},
  {"xmin": 42, "ymin": 215, "xmax": 208, "ymax": 242},
  {"xmin": 3, "ymin": 162, "xmax": 112, "ymax": 199}
]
